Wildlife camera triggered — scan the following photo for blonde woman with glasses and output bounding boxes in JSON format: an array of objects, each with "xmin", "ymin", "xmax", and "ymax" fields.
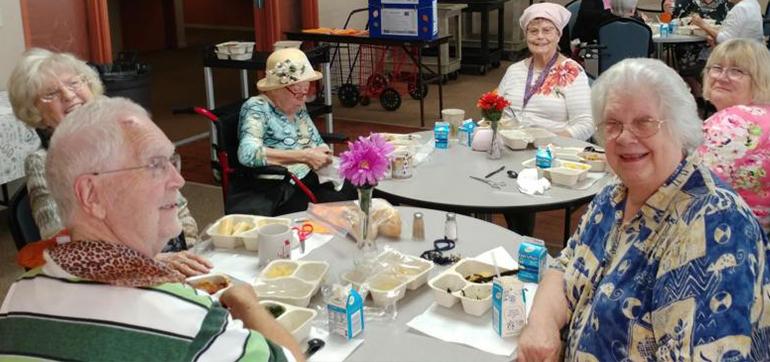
[
  {"xmin": 517, "ymin": 58, "xmax": 769, "ymax": 361},
  {"xmin": 8, "ymin": 48, "xmax": 210, "ymax": 276},
  {"xmin": 698, "ymin": 39, "xmax": 770, "ymax": 234}
]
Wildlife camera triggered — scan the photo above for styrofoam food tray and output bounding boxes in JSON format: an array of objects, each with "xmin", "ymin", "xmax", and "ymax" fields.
[
  {"xmin": 578, "ymin": 151, "xmax": 607, "ymax": 172},
  {"xmin": 253, "ymin": 260, "xmax": 329, "ymax": 307},
  {"xmin": 499, "ymin": 129, "xmax": 534, "ymax": 150},
  {"xmin": 207, "ymin": 215, "xmax": 290, "ymax": 250},
  {"xmin": 340, "ymin": 250, "xmax": 434, "ymax": 306},
  {"xmin": 428, "ymin": 258, "xmax": 516, "ymax": 316},
  {"xmin": 522, "ymin": 128, "xmax": 556, "ymax": 147},
  {"xmin": 260, "ymin": 300, "xmax": 317, "ymax": 342}
]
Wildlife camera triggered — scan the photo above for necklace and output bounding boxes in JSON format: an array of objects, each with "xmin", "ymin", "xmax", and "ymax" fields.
[{"xmin": 523, "ymin": 52, "xmax": 559, "ymax": 109}]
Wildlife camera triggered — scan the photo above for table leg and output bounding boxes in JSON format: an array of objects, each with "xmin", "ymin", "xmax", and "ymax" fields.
[
  {"xmin": 437, "ymin": 42, "xmax": 444, "ymax": 115},
  {"xmin": 497, "ymin": 4, "xmax": 504, "ymax": 60},
  {"xmin": 1, "ymin": 183, "xmax": 9, "ymax": 206},
  {"xmin": 481, "ymin": 7, "xmax": 490, "ymax": 66},
  {"xmin": 418, "ymin": 46, "xmax": 425, "ymax": 128}
]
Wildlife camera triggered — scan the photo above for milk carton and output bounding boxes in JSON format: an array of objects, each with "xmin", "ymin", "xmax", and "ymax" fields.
[
  {"xmin": 492, "ymin": 276, "xmax": 527, "ymax": 337},
  {"xmin": 434, "ymin": 121, "xmax": 450, "ymax": 149},
  {"xmin": 327, "ymin": 288, "xmax": 365, "ymax": 340},
  {"xmin": 518, "ymin": 240, "xmax": 547, "ymax": 283}
]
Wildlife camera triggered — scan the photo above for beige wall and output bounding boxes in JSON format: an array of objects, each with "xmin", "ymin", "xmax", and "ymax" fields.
[{"xmin": 0, "ymin": 0, "xmax": 26, "ymax": 90}]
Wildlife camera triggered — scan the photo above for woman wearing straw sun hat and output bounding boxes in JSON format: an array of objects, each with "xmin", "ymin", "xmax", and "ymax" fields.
[{"xmin": 235, "ymin": 48, "xmax": 356, "ymax": 215}]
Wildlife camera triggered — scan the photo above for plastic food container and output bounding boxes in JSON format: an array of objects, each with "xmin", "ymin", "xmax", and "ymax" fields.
[
  {"xmin": 257, "ymin": 260, "xmax": 329, "ymax": 302},
  {"xmin": 367, "ymin": 273, "xmax": 408, "ymax": 306},
  {"xmin": 259, "ymin": 300, "xmax": 317, "ymax": 342},
  {"xmin": 427, "ymin": 258, "xmax": 517, "ymax": 316},
  {"xmin": 186, "ymin": 273, "xmax": 232, "ymax": 297},
  {"xmin": 522, "ymin": 128, "xmax": 556, "ymax": 147},
  {"xmin": 521, "ymin": 157, "xmax": 563, "ymax": 178},
  {"xmin": 578, "ymin": 151, "xmax": 607, "ymax": 172},
  {"xmin": 499, "ymin": 129, "xmax": 534, "ymax": 150},
  {"xmin": 207, "ymin": 214, "xmax": 259, "ymax": 249},
  {"xmin": 546, "ymin": 167, "xmax": 587, "ymax": 187}
]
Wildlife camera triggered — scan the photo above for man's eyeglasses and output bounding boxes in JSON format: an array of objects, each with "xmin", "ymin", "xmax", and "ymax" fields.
[
  {"xmin": 706, "ymin": 65, "xmax": 749, "ymax": 81},
  {"xmin": 599, "ymin": 118, "xmax": 665, "ymax": 140},
  {"xmin": 526, "ymin": 26, "xmax": 557, "ymax": 37},
  {"xmin": 90, "ymin": 153, "xmax": 181, "ymax": 178},
  {"xmin": 40, "ymin": 76, "xmax": 87, "ymax": 103}
]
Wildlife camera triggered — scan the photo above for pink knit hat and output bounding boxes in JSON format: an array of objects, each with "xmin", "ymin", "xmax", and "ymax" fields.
[{"xmin": 519, "ymin": 3, "xmax": 571, "ymax": 34}]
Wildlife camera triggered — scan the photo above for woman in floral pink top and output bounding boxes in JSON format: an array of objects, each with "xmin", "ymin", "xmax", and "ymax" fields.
[{"xmin": 698, "ymin": 39, "xmax": 770, "ymax": 233}]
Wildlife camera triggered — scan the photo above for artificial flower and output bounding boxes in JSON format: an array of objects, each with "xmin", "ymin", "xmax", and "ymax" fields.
[
  {"xmin": 339, "ymin": 133, "xmax": 394, "ymax": 187},
  {"xmin": 477, "ymin": 91, "xmax": 511, "ymax": 128}
]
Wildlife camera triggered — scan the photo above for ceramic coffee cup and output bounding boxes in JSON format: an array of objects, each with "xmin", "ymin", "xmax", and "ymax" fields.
[{"xmin": 258, "ymin": 223, "xmax": 293, "ymax": 265}]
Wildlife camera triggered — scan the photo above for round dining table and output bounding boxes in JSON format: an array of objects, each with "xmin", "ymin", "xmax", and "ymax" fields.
[
  {"xmin": 375, "ymin": 131, "xmax": 611, "ymax": 242},
  {"xmin": 281, "ymin": 206, "xmax": 528, "ymax": 362}
]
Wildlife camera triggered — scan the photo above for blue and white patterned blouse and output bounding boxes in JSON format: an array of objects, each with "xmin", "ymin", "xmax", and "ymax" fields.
[
  {"xmin": 237, "ymin": 95, "xmax": 325, "ymax": 179},
  {"xmin": 552, "ymin": 154, "xmax": 770, "ymax": 361}
]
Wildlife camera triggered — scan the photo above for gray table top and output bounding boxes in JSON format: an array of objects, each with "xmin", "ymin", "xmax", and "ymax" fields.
[
  {"xmin": 652, "ymin": 34, "xmax": 707, "ymax": 43},
  {"xmin": 286, "ymin": 206, "xmax": 525, "ymax": 362},
  {"xmin": 375, "ymin": 131, "xmax": 610, "ymax": 213}
]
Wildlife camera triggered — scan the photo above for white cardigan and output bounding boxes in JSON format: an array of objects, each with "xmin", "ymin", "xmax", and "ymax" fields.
[{"xmin": 497, "ymin": 58, "xmax": 594, "ymax": 141}]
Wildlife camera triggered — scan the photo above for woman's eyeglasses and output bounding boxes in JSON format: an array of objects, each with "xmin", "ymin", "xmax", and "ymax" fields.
[
  {"xmin": 40, "ymin": 76, "xmax": 87, "ymax": 103},
  {"xmin": 599, "ymin": 118, "xmax": 665, "ymax": 140},
  {"xmin": 89, "ymin": 153, "xmax": 181, "ymax": 179},
  {"xmin": 526, "ymin": 26, "xmax": 557, "ymax": 37},
  {"xmin": 706, "ymin": 65, "xmax": 749, "ymax": 81},
  {"xmin": 285, "ymin": 83, "xmax": 310, "ymax": 97}
]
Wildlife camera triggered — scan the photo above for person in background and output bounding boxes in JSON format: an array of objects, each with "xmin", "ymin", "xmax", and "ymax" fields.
[
  {"xmin": 691, "ymin": 0, "xmax": 764, "ymax": 45},
  {"xmin": 236, "ymin": 48, "xmax": 355, "ymax": 216},
  {"xmin": 7, "ymin": 48, "xmax": 210, "ymax": 275},
  {"xmin": 497, "ymin": 2, "xmax": 594, "ymax": 141},
  {"xmin": 517, "ymin": 58, "xmax": 769, "ymax": 361},
  {"xmin": 698, "ymin": 39, "xmax": 770, "ymax": 234},
  {"xmin": 573, "ymin": 0, "xmax": 648, "ymax": 45},
  {"xmin": 0, "ymin": 97, "xmax": 303, "ymax": 361}
]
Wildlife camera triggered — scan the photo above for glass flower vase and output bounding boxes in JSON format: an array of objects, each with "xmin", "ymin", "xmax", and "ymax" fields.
[
  {"xmin": 487, "ymin": 122, "xmax": 503, "ymax": 160},
  {"xmin": 356, "ymin": 185, "xmax": 376, "ymax": 250}
]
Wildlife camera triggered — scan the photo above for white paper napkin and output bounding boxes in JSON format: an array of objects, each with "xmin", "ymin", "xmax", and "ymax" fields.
[
  {"xmin": 413, "ymin": 139, "xmax": 435, "ymax": 166},
  {"xmin": 517, "ymin": 168, "xmax": 551, "ymax": 195},
  {"xmin": 406, "ymin": 247, "xmax": 538, "ymax": 357},
  {"xmin": 307, "ymin": 327, "xmax": 364, "ymax": 362}
]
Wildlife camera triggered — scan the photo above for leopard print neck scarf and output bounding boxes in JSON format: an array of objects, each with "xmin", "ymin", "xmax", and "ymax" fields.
[{"xmin": 47, "ymin": 240, "xmax": 185, "ymax": 287}]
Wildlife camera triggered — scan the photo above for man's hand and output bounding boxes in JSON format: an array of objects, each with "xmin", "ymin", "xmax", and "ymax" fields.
[
  {"xmin": 220, "ymin": 283, "xmax": 260, "ymax": 310},
  {"xmin": 516, "ymin": 321, "xmax": 563, "ymax": 362},
  {"xmin": 691, "ymin": 14, "xmax": 704, "ymax": 27},
  {"xmin": 155, "ymin": 251, "xmax": 213, "ymax": 276}
]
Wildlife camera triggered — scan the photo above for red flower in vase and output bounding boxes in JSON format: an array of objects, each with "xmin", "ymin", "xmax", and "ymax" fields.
[{"xmin": 476, "ymin": 91, "xmax": 511, "ymax": 124}]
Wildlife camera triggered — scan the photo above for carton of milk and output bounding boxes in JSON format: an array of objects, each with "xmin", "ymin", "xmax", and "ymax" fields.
[
  {"xmin": 327, "ymin": 288, "xmax": 365, "ymax": 340},
  {"xmin": 492, "ymin": 276, "xmax": 527, "ymax": 337},
  {"xmin": 518, "ymin": 240, "xmax": 547, "ymax": 283},
  {"xmin": 434, "ymin": 121, "xmax": 450, "ymax": 149}
]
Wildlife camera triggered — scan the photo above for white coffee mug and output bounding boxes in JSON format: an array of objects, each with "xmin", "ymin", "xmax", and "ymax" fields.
[{"xmin": 258, "ymin": 223, "xmax": 293, "ymax": 265}]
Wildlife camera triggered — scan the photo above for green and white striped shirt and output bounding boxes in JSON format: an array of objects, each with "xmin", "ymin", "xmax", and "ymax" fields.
[{"xmin": 0, "ymin": 268, "xmax": 292, "ymax": 362}]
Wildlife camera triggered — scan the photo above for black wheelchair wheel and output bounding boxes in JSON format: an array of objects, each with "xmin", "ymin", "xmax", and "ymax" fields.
[
  {"xmin": 408, "ymin": 81, "xmax": 429, "ymax": 100},
  {"xmin": 360, "ymin": 96, "xmax": 371, "ymax": 106},
  {"xmin": 338, "ymin": 83, "xmax": 360, "ymax": 107},
  {"xmin": 380, "ymin": 88, "xmax": 401, "ymax": 111}
]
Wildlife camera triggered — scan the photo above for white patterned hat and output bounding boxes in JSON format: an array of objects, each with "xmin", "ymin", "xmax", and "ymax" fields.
[{"xmin": 257, "ymin": 48, "xmax": 322, "ymax": 91}]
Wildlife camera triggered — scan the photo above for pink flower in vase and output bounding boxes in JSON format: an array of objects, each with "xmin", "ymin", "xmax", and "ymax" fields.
[{"xmin": 339, "ymin": 133, "xmax": 394, "ymax": 187}]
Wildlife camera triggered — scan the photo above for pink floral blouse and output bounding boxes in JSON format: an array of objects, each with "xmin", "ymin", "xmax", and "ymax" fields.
[{"xmin": 698, "ymin": 104, "xmax": 770, "ymax": 233}]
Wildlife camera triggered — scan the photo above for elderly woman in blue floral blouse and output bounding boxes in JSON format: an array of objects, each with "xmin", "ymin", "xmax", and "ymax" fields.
[
  {"xmin": 517, "ymin": 58, "xmax": 770, "ymax": 361},
  {"xmin": 236, "ymin": 48, "xmax": 355, "ymax": 215}
]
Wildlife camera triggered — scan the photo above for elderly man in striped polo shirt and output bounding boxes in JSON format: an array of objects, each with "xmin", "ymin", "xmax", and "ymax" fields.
[{"xmin": 0, "ymin": 97, "xmax": 303, "ymax": 361}]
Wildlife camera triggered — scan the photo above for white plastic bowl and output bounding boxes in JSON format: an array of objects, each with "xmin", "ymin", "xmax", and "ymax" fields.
[
  {"xmin": 186, "ymin": 273, "xmax": 231, "ymax": 298},
  {"xmin": 260, "ymin": 300, "xmax": 317, "ymax": 342},
  {"xmin": 428, "ymin": 273, "xmax": 467, "ymax": 307}
]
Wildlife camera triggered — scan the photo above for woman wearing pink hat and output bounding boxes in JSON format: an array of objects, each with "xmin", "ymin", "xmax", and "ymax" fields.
[{"xmin": 497, "ymin": 2, "xmax": 594, "ymax": 141}]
